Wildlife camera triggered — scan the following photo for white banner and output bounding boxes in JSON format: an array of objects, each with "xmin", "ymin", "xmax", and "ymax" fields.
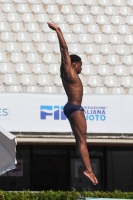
[{"xmin": 0, "ymin": 93, "xmax": 133, "ymax": 133}]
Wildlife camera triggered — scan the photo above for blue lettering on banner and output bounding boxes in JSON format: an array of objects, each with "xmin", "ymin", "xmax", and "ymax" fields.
[
  {"xmin": 40, "ymin": 105, "xmax": 107, "ymax": 121},
  {"xmin": 0, "ymin": 108, "xmax": 10, "ymax": 118},
  {"xmin": 83, "ymin": 106, "xmax": 107, "ymax": 121}
]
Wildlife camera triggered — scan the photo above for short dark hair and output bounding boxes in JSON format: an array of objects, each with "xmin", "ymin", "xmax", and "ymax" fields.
[{"xmin": 70, "ymin": 54, "xmax": 81, "ymax": 64}]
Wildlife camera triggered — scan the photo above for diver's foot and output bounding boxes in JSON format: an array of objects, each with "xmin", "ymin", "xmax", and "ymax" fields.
[{"xmin": 83, "ymin": 171, "xmax": 98, "ymax": 185}]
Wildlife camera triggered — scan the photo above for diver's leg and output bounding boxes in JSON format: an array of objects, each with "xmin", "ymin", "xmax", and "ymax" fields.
[{"xmin": 68, "ymin": 110, "xmax": 98, "ymax": 185}]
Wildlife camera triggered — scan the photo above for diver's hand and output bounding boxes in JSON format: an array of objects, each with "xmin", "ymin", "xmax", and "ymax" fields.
[{"xmin": 47, "ymin": 22, "xmax": 60, "ymax": 31}]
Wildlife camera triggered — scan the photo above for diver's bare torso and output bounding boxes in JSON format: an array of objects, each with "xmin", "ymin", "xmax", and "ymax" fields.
[{"xmin": 61, "ymin": 68, "xmax": 83, "ymax": 106}]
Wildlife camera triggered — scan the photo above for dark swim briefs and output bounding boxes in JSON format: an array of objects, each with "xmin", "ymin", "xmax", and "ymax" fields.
[{"xmin": 63, "ymin": 103, "xmax": 84, "ymax": 118}]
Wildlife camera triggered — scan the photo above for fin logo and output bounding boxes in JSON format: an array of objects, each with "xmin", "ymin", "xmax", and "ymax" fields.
[{"xmin": 40, "ymin": 106, "xmax": 66, "ymax": 120}]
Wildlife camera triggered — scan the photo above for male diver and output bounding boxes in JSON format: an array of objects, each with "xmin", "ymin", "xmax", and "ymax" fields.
[{"xmin": 47, "ymin": 22, "xmax": 98, "ymax": 185}]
